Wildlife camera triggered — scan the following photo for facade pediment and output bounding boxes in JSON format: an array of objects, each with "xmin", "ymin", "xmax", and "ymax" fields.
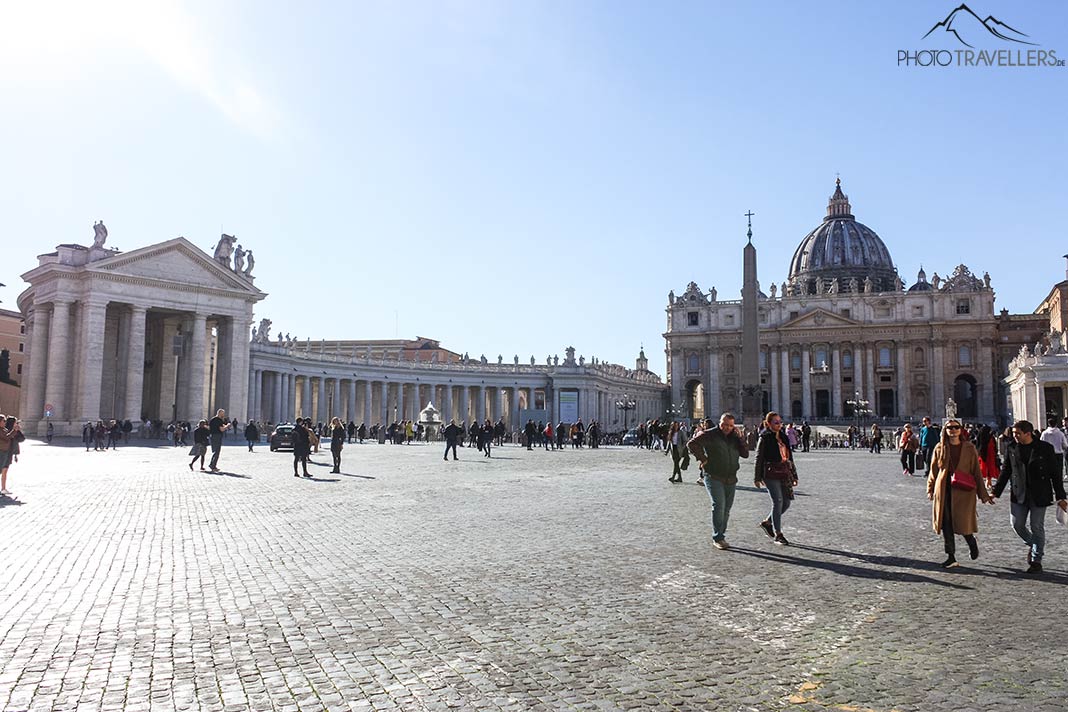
[
  {"xmin": 779, "ymin": 308, "xmax": 859, "ymax": 329},
  {"xmin": 88, "ymin": 238, "xmax": 263, "ymax": 295}
]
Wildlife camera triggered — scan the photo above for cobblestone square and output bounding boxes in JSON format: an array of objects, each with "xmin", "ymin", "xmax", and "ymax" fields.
[{"xmin": 1, "ymin": 438, "xmax": 1066, "ymax": 711}]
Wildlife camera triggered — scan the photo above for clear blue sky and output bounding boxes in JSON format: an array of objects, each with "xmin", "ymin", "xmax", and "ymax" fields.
[{"xmin": 2, "ymin": 1, "xmax": 1066, "ymax": 378}]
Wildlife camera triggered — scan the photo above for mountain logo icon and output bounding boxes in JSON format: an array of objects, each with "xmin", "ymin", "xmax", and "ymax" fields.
[{"xmin": 922, "ymin": 4, "xmax": 1038, "ymax": 48}]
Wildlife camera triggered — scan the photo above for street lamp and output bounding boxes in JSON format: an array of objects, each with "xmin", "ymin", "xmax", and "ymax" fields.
[
  {"xmin": 666, "ymin": 402, "xmax": 684, "ymax": 422},
  {"xmin": 615, "ymin": 394, "xmax": 637, "ymax": 433},
  {"xmin": 845, "ymin": 390, "xmax": 871, "ymax": 449}
]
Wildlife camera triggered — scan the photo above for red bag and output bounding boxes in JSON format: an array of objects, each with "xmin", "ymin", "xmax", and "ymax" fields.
[{"xmin": 950, "ymin": 470, "xmax": 977, "ymax": 491}]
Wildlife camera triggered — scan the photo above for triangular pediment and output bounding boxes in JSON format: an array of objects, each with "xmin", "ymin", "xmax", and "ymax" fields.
[
  {"xmin": 780, "ymin": 308, "xmax": 859, "ymax": 329},
  {"xmin": 88, "ymin": 237, "xmax": 264, "ymax": 296}
]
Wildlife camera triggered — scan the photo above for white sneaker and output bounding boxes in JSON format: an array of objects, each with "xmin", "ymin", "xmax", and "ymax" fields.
[{"xmin": 0, "ymin": 489, "xmax": 11, "ymax": 496}]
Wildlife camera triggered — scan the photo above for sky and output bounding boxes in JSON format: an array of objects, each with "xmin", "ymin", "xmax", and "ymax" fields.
[{"xmin": 2, "ymin": 0, "xmax": 1066, "ymax": 379}]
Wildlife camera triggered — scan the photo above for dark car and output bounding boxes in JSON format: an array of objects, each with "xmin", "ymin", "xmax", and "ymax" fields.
[{"xmin": 269, "ymin": 424, "xmax": 296, "ymax": 451}]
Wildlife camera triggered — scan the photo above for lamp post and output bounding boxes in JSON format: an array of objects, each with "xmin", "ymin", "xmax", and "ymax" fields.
[
  {"xmin": 615, "ymin": 394, "xmax": 637, "ymax": 434},
  {"xmin": 845, "ymin": 389, "xmax": 871, "ymax": 449},
  {"xmin": 666, "ymin": 402, "xmax": 683, "ymax": 423}
]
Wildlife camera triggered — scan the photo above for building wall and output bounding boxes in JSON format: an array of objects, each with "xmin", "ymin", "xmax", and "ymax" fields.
[{"xmin": 0, "ymin": 308, "xmax": 26, "ymax": 416}]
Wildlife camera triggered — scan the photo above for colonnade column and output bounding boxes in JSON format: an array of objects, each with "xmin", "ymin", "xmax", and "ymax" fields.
[
  {"xmin": 23, "ymin": 307, "xmax": 50, "ymax": 425},
  {"xmin": 78, "ymin": 300, "xmax": 108, "ymax": 422},
  {"xmin": 271, "ymin": 371, "xmax": 279, "ymax": 420},
  {"xmin": 331, "ymin": 378, "xmax": 341, "ymax": 420},
  {"xmin": 769, "ymin": 347, "xmax": 779, "ymax": 413},
  {"xmin": 476, "ymin": 385, "xmax": 485, "ymax": 422},
  {"xmin": 123, "ymin": 306, "xmax": 147, "ymax": 422},
  {"xmin": 380, "ymin": 381, "xmax": 389, "ymax": 424},
  {"xmin": 865, "ymin": 344, "xmax": 876, "ymax": 411},
  {"xmin": 800, "ymin": 348, "xmax": 811, "ymax": 418},
  {"xmin": 185, "ymin": 313, "xmax": 208, "ymax": 420},
  {"xmin": 443, "ymin": 385, "xmax": 453, "ymax": 423},
  {"xmin": 364, "ymin": 381, "xmax": 373, "ymax": 425},
  {"xmin": 43, "ymin": 300, "xmax": 72, "ymax": 421},
  {"xmin": 932, "ymin": 345, "xmax": 945, "ymax": 418},
  {"xmin": 347, "ymin": 380, "xmax": 357, "ymax": 423},
  {"xmin": 852, "ymin": 344, "xmax": 863, "ymax": 402},
  {"xmin": 707, "ymin": 351, "xmax": 721, "ymax": 418},
  {"xmin": 495, "ymin": 388, "xmax": 505, "ymax": 423},
  {"xmin": 248, "ymin": 369, "xmax": 259, "ymax": 422}
]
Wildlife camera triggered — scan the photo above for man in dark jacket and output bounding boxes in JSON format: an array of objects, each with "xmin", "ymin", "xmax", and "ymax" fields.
[
  {"xmin": 687, "ymin": 413, "xmax": 750, "ymax": 550},
  {"xmin": 994, "ymin": 420, "xmax": 1068, "ymax": 574},
  {"xmin": 442, "ymin": 420, "xmax": 461, "ymax": 461}
]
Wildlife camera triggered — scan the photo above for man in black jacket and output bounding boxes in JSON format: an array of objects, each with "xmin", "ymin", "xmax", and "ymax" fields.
[
  {"xmin": 687, "ymin": 414, "xmax": 749, "ymax": 550},
  {"xmin": 442, "ymin": 420, "xmax": 461, "ymax": 461},
  {"xmin": 993, "ymin": 420, "xmax": 1068, "ymax": 574}
]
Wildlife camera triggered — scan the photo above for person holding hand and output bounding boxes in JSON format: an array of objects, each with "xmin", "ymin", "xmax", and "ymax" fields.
[
  {"xmin": 926, "ymin": 419, "xmax": 993, "ymax": 569},
  {"xmin": 754, "ymin": 411, "xmax": 797, "ymax": 546}
]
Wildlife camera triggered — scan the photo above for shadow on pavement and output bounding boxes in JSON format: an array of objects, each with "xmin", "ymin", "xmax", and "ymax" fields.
[
  {"xmin": 204, "ymin": 470, "xmax": 252, "ymax": 479},
  {"xmin": 729, "ymin": 546, "xmax": 973, "ymax": 590},
  {"xmin": 339, "ymin": 473, "xmax": 376, "ymax": 480},
  {"xmin": 0, "ymin": 497, "xmax": 26, "ymax": 508}
]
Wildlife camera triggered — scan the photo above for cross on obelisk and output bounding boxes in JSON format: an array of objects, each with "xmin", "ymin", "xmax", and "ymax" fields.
[{"xmin": 744, "ymin": 210, "xmax": 755, "ymax": 243}]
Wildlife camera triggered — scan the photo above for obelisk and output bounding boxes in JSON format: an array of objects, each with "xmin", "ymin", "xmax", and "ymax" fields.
[{"xmin": 740, "ymin": 212, "xmax": 762, "ymax": 424}]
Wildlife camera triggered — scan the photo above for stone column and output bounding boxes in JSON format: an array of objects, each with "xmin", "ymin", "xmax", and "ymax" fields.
[
  {"xmin": 831, "ymin": 347, "xmax": 842, "ymax": 417},
  {"xmin": 380, "ymin": 381, "xmax": 389, "ymax": 424},
  {"xmin": 780, "ymin": 348, "xmax": 790, "ymax": 417},
  {"xmin": 347, "ymin": 380, "xmax": 357, "ymax": 423},
  {"xmin": 801, "ymin": 348, "xmax": 811, "ymax": 418},
  {"xmin": 124, "ymin": 306, "xmax": 148, "ymax": 422},
  {"xmin": 852, "ymin": 344, "xmax": 863, "ymax": 404},
  {"xmin": 331, "ymin": 377, "xmax": 341, "ymax": 420},
  {"xmin": 185, "ymin": 313, "xmax": 208, "ymax": 421},
  {"xmin": 865, "ymin": 344, "xmax": 876, "ymax": 410},
  {"xmin": 977, "ymin": 340, "xmax": 994, "ymax": 421},
  {"xmin": 213, "ymin": 317, "xmax": 233, "ymax": 413},
  {"xmin": 25, "ymin": 306, "xmax": 50, "ymax": 425},
  {"xmin": 248, "ymin": 369, "xmax": 258, "ymax": 422},
  {"xmin": 443, "ymin": 385, "xmax": 453, "ymax": 423},
  {"xmin": 44, "ymin": 300, "xmax": 72, "ymax": 421},
  {"xmin": 707, "ymin": 351, "xmax": 721, "ymax": 418},
  {"xmin": 495, "ymin": 388, "xmax": 505, "ymax": 422},
  {"xmin": 315, "ymin": 378, "xmax": 326, "ymax": 423},
  {"xmin": 77, "ymin": 300, "xmax": 109, "ymax": 422},
  {"xmin": 272, "ymin": 371, "xmax": 283, "ymax": 423},
  {"xmin": 769, "ymin": 347, "xmax": 779, "ymax": 413},
  {"xmin": 298, "ymin": 376, "xmax": 309, "ymax": 419},
  {"xmin": 552, "ymin": 388, "xmax": 561, "ymax": 422},
  {"xmin": 364, "ymin": 380, "xmax": 373, "ymax": 425},
  {"xmin": 896, "ymin": 345, "xmax": 908, "ymax": 418},
  {"xmin": 476, "ymin": 385, "xmax": 486, "ymax": 422},
  {"xmin": 228, "ymin": 316, "xmax": 251, "ymax": 422}
]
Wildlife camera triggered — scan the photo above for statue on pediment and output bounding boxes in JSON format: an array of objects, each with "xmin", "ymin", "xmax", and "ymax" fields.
[
  {"xmin": 829, "ymin": 278, "xmax": 839, "ymax": 294},
  {"xmin": 92, "ymin": 220, "xmax": 108, "ymax": 248},
  {"xmin": 213, "ymin": 234, "xmax": 236, "ymax": 267},
  {"xmin": 668, "ymin": 290, "xmax": 675, "ymax": 305},
  {"xmin": 256, "ymin": 318, "xmax": 272, "ymax": 343},
  {"xmin": 244, "ymin": 250, "xmax": 255, "ymax": 277},
  {"xmin": 710, "ymin": 286, "xmax": 717, "ymax": 302},
  {"xmin": 234, "ymin": 244, "xmax": 246, "ymax": 273},
  {"xmin": 863, "ymin": 276, "xmax": 873, "ymax": 293},
  {"xmin": 931, "ymin": 273, "xmax": 941, "ymax": 290},
  {"xmin": 769, "ymin": 282, "xmax": 777, "ymax": 298},
  {"xmin": 945, "ymin": 398, "xmax": 957, "ymax": 419},
  {"xmin": 983, "ymin": 271, "xmax": 991, "ymax": 289},
  {"xmin": 848, "ymin": 277, "xmax": 858, "ymax": 293}
]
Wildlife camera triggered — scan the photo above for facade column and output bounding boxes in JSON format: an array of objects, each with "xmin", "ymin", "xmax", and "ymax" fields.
[
  {"xmin": 476, "ymin": 385, "xmax": 485, "ymax": 422},
  {"xmin": 801, "ymin": 347, "xmax": 812, "ymax": 418},
  {"xmin": 248, "ymin": 369, "xmax": 258, "ymax": 422},
  {"xmin": 865, "ymin": 344, "xmax": 876, "ymax": 411},
  {"xmin": 332, "ymin": 377, "xmax": 342, "ymax": 420},
  {"xmin": 852, "ymin": 343, "xmax": 863, "ymax": 405},
  {"xmin": 25, "ymin": 306, "xmax": 50, "ymax": 425},
  {"xmin": 780, "ymin": 348, "xmax": 790, "ymax": 418},
  {"xmin": 380, "ymin": 381, "xmax": 389, "ymax": 424},
  {"xmin": 831, "ymin": 347, "xmax": 842, "ymax": 417},
  {"xmin": 443, "ymin": 385, "xmax": 453, "ymax": 423},
  {"xmin": 896, "ymin": 344, "xmax": 908, "ymax": 418},
  {"xmin": 43, "ymin": 300, "xmax": 72, "ymax": 421},
  {"xmin": 495, "ymin": 388, "xmax": 505, "ymax": 422},
  {"xmin": 185, "ymin": 313, "xmax": 208, "ymax": 421},
  {"xmin": 932, "ymin": 343, "xmax": 945, "ymax": 420},
  {"xmin": 123, "ymin": 306, "xmax": 148, "ymax": 422},
  {"xmin": 977, "ymin": 339, "xmax": 994, "ymax": 421},
  {"xmin": 228, "ymin": 316, "xmax": 251, "ymax": 422},
  {"xmin": 77, "ymin": 300, "xmax": 109, "ymax": 422},
  {"xmin": 553, "ymin": 388, "xmax": 561, "ymax": 423},
  {"xmin": 348, "ymin": 380, "xmax": 357, "ymax": 423},
  {"xmin": 315, "ymin": 378, "xmax": 326, "ymax": 423},
  {"xmin": 298, "ymin": 376, "xmax": 309, "ymax": 419},
  {"xmin": 707, "ymin": 351, "xmax": 721, "ymax": 417},
  {"xmin": 769, "ymin": 347, "xmax": 779, "ymax": 413}
]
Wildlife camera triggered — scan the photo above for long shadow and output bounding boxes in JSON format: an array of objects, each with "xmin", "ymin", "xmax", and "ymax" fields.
[
  {"xmin": 306, "ymin": 477, "xmax": 340, "ymax": 483},
  {"xmin": 339, "ymin": 472, "xmax": 376, "ymax": 480},
  {"xmin": 0, "ymin": 497, "xmax": 26, "ymax": 507},
  {"xmin": 204, "ymin": 470, "xmax": 252, "ymax": 479},
  {"xmin": 728, "ymin": 546, "xmax": 973, "ymax": 590}
]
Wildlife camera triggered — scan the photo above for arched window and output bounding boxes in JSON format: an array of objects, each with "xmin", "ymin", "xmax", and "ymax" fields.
[
  {"xmin": 959, "ymin": 345, "xmax": 972, "ymax": 367},
  {"xmin": 842, "ymin": 350, "xmax": 854, "ymax": 369},
  {"xmin": 687, "ymin": 354, "xmax": 700, "ymax": 373},
  {"xmin": 759, "ymin": 350, "xmax": 767, "ymax": 370},
  {"xmin": 879, "ymin": 347, "xmax": 892, "ymax": 367},
  {"xmin": 725, "ymin": 353, "xmax": 736, "ymax": 372},
  {"xmin": 816, "ymin": 348, "xmax": 828, "ymax": 367},
  {"xmin": 914, "ymin": 347, "xmax": 925, "ymax": 367},
  {"xmin": 791, "ymin": 352, "xmax": 801, "ymax": 370}
]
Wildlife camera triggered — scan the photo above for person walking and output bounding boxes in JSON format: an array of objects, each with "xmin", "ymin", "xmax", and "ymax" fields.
[
  {"xmin": 479, "ymin": 419, "xmax": 493, "ymax": 458},
  {"xmin": 0, "ymin": 416, "xmax": 26, "ymax": 496},
  {"xmin": 188, "ymin": 420, "xmax": 209, "ymax": 471},
  {"xmin": 800, "ymin": 421, "xmax": 811, "ymax": 453},
  {"xmin": 688, "ymin": 413, "xmax": 749, "ymax": 549},
  {"xmin": 754, "ymin": 411, "xmax": 797, "ymax": 546},
  {"xmin": 993, "ymin": 420, "xmax": 1068, "ymax": 574},
  {"xmin": 292, "ymin": 418, "xmax": 312, "ymax": 477},
  {"xmin": 46, "ymin": 421, "xmax": 54, "ymax": 444},
  {"xmin": 869, "ymin": 423, "xmax": 882, "ymax": 454},
  {"xmin": 442, "ymin": 419, "xmax": 460, "ymax": 461},
  {"xmin": 329, "ymin": 417, "xmax": 345, "ymax": 473},
  {"xmin": 244, "ymin": 421, "xmax": 259, "ymax": 452},
  {"xmin": 919, "ymin": 417, "xmax": 939, "ymax": 475},
  {"xmin": 926, "ymin": 418, "xmax": 992, "ymax": 569},
  {"xmin": 976, "ymin": 425, "xmax": 1000, "ymax": 490},
  {"xmin": 667, "ymin": 421, "xmax": 686, "ymax": 483},
  {"xmin": 899, "ymin": 423, "xmax": 919, "ymax": 476},
  {"xmin": 207, "ymin": 409, "xmax": 230, "ymax": 472},
  {"xmin": 1038, "ymin": 416, "xmax": 1068, "ymax": 478}
]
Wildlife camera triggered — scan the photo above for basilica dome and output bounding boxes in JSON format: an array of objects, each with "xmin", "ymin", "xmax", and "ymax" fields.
[{"xmin": 786, "ymin": 180, "xmax": 898, "ymax": 294}]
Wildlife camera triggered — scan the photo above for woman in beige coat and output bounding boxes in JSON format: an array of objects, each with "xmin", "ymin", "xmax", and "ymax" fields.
[{"xmin": 927, "ymin": 418, "xmax": 993, "ymax": 568}]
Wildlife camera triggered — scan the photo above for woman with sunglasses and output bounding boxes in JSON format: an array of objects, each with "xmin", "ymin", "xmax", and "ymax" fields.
[
  {"xmin": 926, "ymin": 418, "xmax": 992, "ymax": 568},
  {"xmin": 754, "ymin": 411, "xmax": 797, "ymax": 545}
]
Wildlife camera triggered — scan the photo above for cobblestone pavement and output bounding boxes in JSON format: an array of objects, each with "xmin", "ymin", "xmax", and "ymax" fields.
[{"xmin": 1, "ymin": 437, "xmax": 1066, "ymax": 711}]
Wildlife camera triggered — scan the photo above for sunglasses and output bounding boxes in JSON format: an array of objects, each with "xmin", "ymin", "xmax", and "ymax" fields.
[
  {"xmin": 945, "ymin": 425, "xmax": 961, "ymax": 431},
  {"xmin": 770, "ymin": 420, "xmax": 783, "ymax": 425}
]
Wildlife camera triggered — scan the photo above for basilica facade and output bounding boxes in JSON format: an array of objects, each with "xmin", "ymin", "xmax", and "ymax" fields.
[{"xmin": 664, "ymin": 180, "xmax": 1045, "ymax": 425}]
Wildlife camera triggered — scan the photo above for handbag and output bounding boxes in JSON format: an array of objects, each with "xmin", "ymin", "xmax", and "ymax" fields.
[
  {"xmin": 680, "ymin": 447, "xmax": 690, "ymax": 471},
  {"xmin": 950, "ymin": 470, "xmax": 977, "ymax": 491},
  {"xmin": 765, "ymin": 461, "xmax": 793, "ymax": 480}
]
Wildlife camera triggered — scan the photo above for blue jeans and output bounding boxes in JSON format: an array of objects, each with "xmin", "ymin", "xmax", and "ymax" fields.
[
  {"xmin": 765, "ymin": 479, "xmax": 792, "ymax": 534},
  {"xmin": 1010, "ymin": 501, "xmax": 1047, "ymax": 563},
  {"xmin": 703, "ymin": 477, "xmax": 736, "ymax": 542}
]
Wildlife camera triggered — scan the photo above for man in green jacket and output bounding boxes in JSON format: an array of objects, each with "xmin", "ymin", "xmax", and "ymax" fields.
[{"xmin": 688, "ymin": 413, "xmax": 750, "ymax": 550}]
